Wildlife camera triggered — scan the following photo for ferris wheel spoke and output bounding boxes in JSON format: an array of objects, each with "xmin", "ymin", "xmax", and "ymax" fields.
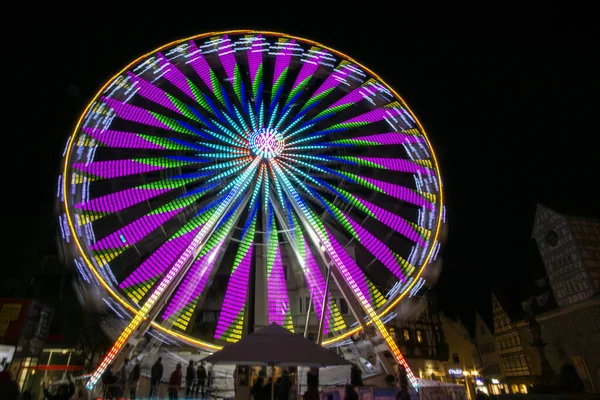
[
  {"xmin": 322, "ymin": 200, "xmax": 414, "ymax": 282},
  {"xmin": 247, "ymin": 35, "xmax": 265, "ymax": 104},
  {"xmin": 328, "ymin": 130, "xmax": 424, "ymax": 146},
  {"xmin": 309, "ymin": 79, "xmax": 391, "ymax": 122},
  {"xmin": 101, "ymin": 97, "xmax": 211, "ymax": 140},
  {"xmin": 81, "ymin": 127, "xmax": 206, "ymax": 151},
  {"xmin": 161, "ymin": 194, "xmax": 246, "ymax": 331},
  {"xmin": 90, "ymin": 186, "xmax": 216, "ymax": 266},
  {"xmin": 280, "ymin": 47, "xmax": 329, "ymax": 116},
  {"xmin": 214, "ymin": 200, "xmax": 259, "ymax": 343},
  {"xmin": 74, "ymin": 172, "xmax": 213, "ymax": 215},
  {"xmin": 269, "ymin": 38, "xmax": 297, "ymax": 114},
  {"xmin": 118, "ymin": 203, "xmax": 220, "ymax": 303},
  {"xmin": 125, "ymin": 72, "xmax": 207, "ymax": 125},
  {"xmin": 155, "ymin": 53, "xmax": 214, "ymax": 113},
  {"xmin": 297, "ymin": 61, "xmax": 356, "ymax": 116},
  {"xmin": 265, "ymin": 204, "xmax": 294, "ymax": 330},
  {"xmin": 285, "ymin": 209, "xmax": 347, "ymax": 335},
  {"xmin": 217, "ymin": 35, "xmax": 243, "ymax": 103},
  {"xmin": 72, "ymin": 156, "xmax": 207, "ymax": 181}
]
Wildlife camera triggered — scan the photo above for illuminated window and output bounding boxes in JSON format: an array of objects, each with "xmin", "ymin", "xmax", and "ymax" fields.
[
  {"xmin": 389, "ymin": 327, "xmax": 396, "ymax": 339},
  {"xmin": 403, "ymin": 329, "xmax": 410, "ymax": 341},
  {"xmin": 417, "ymin": 330, "xmax": 423, "ymax": 343}
]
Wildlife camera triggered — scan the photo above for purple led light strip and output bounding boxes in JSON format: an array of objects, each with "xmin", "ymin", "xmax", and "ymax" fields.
[
  {"xmin": 218, "ymin": 35, "xmax": 237, "ymax": 86},
  {"xmin": 214, "ymin": 246, "xmax": 252, "ymax": 338},
  {"xmin": 82, "ymin": 128, "xmax": 166, "ymax": 150},
  {"xmin": 119, "ymin": 227, "xmax": 202, "ymax": 290},
  {"xmin": 127, "ymin": 72, "xmax": 181, "ymax": 114},
  {"xmin": 102, "ymin": 97, "xmax": 171, "ymax": 130},
  {"xmin": 272, "ymin": 39, "xmax": 296, "ymax": 89},
  {"xmin": 248, "ymin": 35, "xmax": 263, "ymax": 91},
  {"xmin": 73, "ymin": 158, "xmax": 197, "ymax": 180},
  {"xmin": 339, "ymin": 208, "xmax": 408, "ymax": 282},
  {"xmin": 162, "ymin": 241, "xmax": 224, "ymax": 320},
  {"xmin": 156, "ymin": 53, "xmax": 198, "ymax": 103},
  {"xmin": 91, "ymin": 210, "xmax": 179, "ymax": 251},
  {"xmin": 188, "ymin": 41, "xmax": 216, "ymax": 94},
  {"xmin": 334, "ymin": 132, "xmax": 424, "ymax": 146},
  {"xmin": 75, "ymin": 188, "xmax": 169, "ymax": 213}
]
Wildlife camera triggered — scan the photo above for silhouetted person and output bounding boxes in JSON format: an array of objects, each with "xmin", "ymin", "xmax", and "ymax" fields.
[
  {"xmin": 350, "ymin": 364, "xmax": 363, "ymax": 387},
  {"xmin": 560, "ymin": 362, "xmax": 584, "ymax": 393},
  {"xmin": 186, "ymin": 360, "xmax": 195, "ymax": 397},
  {"xmin": 196, "ymin": 361, "xmax": 207, "ymax": 397},
  {"xmin": 251, "ymin": 376, "xmax": 264, "ymax": 400},
  {"xmin": 303, "ymin": 386, "xmax": 319, "ymax": 400},
  {"xmin": 262, "ymin": 377, "xmax": 274, "ymax": 400},
  {"xmin": 0, "ymin": 371, "xmax": 19, "ymax": 400},
  {"xmin": 276, "ymin": 369, "xmax": 292, "ymax": 400},
  {"xmin": 306, "ymin": 368, "xmax": 319, "ymax": 390},
  {"xmin": 344, "ymin": 384, "xmax": 358, "ymax": 400},
  {"xmin": 102, "ymin": 366, "xmax": 118, "ymax": 400},
  {"xmin": 43, "ymin": 372, "xmax": 75, "ymax": 400},
  {"xmin": 169, "ymin": 363, "xmax": 183, "ymax": 400},
  {"xmin": 475, "ymin": 389, "xmax": 489, "ymax": 400},
  {"xmin": 395, "ymin": 383, "xmax": 410, "ymax": 400},
  {"xmin": 149, "ymin": 357, "xmax": 164, "ymax": 399},
  {"xmin": 129, "ymin": 361, "xmax": 141, "ymax": 400}
]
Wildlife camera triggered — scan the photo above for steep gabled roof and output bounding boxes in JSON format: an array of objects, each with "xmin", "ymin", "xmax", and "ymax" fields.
[{"xmin": 531, "ymin": 204, "xmax": 565, "ymax": 238}]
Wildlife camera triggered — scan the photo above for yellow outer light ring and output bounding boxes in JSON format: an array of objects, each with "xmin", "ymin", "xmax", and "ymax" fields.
[{"xmin": 62, "ymin": 30, "xmax": 444, "ymax": 350}]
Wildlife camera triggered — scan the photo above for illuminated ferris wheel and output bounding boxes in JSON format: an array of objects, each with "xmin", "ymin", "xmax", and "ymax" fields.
[{"xmin": 58, "ymin": 31, "xmax": 444, "ymax": 389}]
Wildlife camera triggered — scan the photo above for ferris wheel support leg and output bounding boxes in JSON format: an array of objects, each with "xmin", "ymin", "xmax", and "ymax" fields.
[
  {"xmin": 303, "ymin": 290, "xmax": 313, "ymax": 339},
  {"xmin": 85, "ymin": 158, "xmax": 261, "ymax": 391},
  {"xmin": 316, "ymin": 266, "xmax": 331, "ymax": 345},
  {"xmin": 271, "ymin": 166, "xmax": 419, "ymax": 390}
]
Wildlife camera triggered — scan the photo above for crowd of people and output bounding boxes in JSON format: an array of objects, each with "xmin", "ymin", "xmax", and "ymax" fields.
[{"xmin": 99, "ymin": 356, "xmax": 214, "ymax": 400}]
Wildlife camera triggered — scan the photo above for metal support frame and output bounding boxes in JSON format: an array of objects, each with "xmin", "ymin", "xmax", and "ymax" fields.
[
  {"xmin": 303, "ymin": 291, "xmax": 313, "ymax": 339},
  {"xmin": 270, "ymin": 161, "xmax": 419, "ymax": 390},
  {"xmin": 85, "ymin": 159, "xmax": 261, "ymax": 390},
  {"xmin": 316, "ymin": 266, "xmax": 331, "ymax": 345}
]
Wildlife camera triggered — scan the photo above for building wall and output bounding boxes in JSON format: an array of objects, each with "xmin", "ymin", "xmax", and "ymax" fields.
[
  {"xmin": 440, "ymin": 314, "xmax": 478, "ymax": 399},
  {"xmin": 517, "ymin": 297, "xmax": 600, "ymax": 393},
  {"xmin": 474, "ymin": 311, "xmax": 504, "ymax": 392},
  {"xmin": 492, "ymin": 295, "xmax": 533, "ymax": 393},
  {"xmin": 532, "ymin": 205, "xmax": 600, "ymax": 307}
]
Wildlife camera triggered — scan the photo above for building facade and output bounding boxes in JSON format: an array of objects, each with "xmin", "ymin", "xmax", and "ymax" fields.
[
  {"xmin": 492, "ymin": 294, "xmax": 534, "ymax": 394},
  {"xmin": 473, "ymin": 311, "xmax": 505, "ymax": 395},
  {"xmin": 440, "ymin": 314, "xmax": 479, "ymax": 400},
  {"xmin": 531, "ymin": 204, "xmax": 600, "ymax": 307},
  {"xmin": 516, "ymin": 296, "xmax": 600, "ymax": 393}
]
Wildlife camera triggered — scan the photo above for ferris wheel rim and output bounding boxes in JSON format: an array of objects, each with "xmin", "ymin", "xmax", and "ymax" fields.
[{"xmin": 61, "ymin": 29, "xmax": 445, "ymax": 350}]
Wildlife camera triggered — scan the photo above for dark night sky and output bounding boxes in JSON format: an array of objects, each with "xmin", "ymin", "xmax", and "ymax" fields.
[{"xmin": 7, "ymin": 5, "xmax": 598, "ymax": 327}]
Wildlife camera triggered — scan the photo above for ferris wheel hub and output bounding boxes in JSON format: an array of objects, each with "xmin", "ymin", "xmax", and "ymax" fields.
[{"xmin": 249, "ymin": 128, "xmax": 284, "ymax": 159}]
